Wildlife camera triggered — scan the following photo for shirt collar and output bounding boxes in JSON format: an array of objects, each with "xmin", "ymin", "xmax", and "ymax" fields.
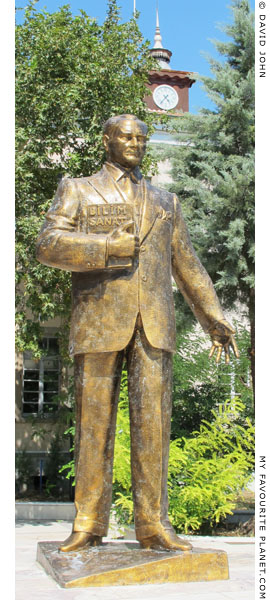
[{"xmin": 105, "ymin": 161, "xmax": 142, "ymax": 184}]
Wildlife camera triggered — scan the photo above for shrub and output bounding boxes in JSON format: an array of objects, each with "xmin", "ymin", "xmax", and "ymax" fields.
[
  {"xmin": 112, "ymin": 370, "xmax": 133, "ymax": 522},
  {"xmin": 167, "ymin": 398, "xmax": 254, "ymax": 532},
  {"xmin": 60, "ymin": 369, "xmax": 254, "ymax": 534},
  {"xmin": 15, "ymin": 449, "xmax": 34, "ymax": 495},
  {"xmin": 114, "ymin": 397, "xmax": 254, "ymax": 533}
]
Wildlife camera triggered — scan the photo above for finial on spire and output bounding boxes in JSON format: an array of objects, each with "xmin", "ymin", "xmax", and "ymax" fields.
[
  {"xmin": 154, "ymin": 2, "xmax": 163, "ymax": 49},
  {"xmin": 156, "ymin": 2, "xmax": 159, "ymax": 28}
]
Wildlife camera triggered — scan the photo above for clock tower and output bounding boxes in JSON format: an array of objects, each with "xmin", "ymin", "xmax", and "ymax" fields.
[{"xmin": 145, "ymin": 7, "xmax": 196, "ymax": 114}]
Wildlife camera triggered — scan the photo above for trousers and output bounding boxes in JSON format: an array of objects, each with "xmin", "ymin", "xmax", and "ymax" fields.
[{"xmin": 73, "ymin": 322, "xmax": 173, "ymax": 540}]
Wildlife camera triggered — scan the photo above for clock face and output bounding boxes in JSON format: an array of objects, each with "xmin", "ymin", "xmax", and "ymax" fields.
[{"xmin": 153, "ymin": 85, "xmax": 179, "ymax": 110}]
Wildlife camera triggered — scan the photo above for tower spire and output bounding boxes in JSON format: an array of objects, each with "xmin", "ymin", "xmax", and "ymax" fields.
[
  {"xmin": 150, "ymin": 2, "xmax": 172, "ymax": 69},
  {"xmin": 153, "ymin": 3, "xmax": 163, "ymax": 49}
]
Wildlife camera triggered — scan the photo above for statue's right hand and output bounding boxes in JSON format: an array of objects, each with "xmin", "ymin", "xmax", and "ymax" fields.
[{"xmin": 107, "ymin": 220, "xmax": 139, "ymax": 258}]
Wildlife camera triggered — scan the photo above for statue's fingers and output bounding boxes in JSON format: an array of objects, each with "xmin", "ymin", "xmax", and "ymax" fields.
[
  {"xmin": 209, "ymin": 344, "xmax": 217, "ymax": 359},
  {"xmin": 230, "ymin": 337, "xmax": 240, "ymax": 359},
  {"xmin": 224, "ymin": 344, "xmax": 230, "ymax": 364},
  {"xmin": 216, "ymin": 345, "xmax": 223, "ymax": 363}
]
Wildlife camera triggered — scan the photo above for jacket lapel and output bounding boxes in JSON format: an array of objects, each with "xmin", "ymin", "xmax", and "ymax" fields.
[
  {"xmin": 86, "ymin": 167, "xmax": 159, "ymax": 243},
  {"xmin": 86, "ymin": 166, "xmax": 124, "ymax": 204},
  {"xmin": 139, "ymin": 180, "xmax": 159, "ymax": 244}
]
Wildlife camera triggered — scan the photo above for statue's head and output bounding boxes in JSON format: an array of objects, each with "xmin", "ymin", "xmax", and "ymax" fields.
[{"xmin": 103, "ymin": 114, "xmax": 148, "ymax": 169}]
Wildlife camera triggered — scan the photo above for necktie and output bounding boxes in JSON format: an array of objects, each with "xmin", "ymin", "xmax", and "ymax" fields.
[
  {"xmin": 119, "ymin": 172, "xmax": 136, "ymax": 203},
  {"xmin": 119, "ymin": 173, "xmax": 142, "ymax": 233}
]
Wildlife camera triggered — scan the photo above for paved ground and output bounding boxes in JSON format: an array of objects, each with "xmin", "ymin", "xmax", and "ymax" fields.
[{"xmin": 16, "ymin": 521, "xmax": 255, "ymax": 600}]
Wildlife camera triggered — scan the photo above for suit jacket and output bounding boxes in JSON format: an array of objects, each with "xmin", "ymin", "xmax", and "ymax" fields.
[{"xmin": 36, "ymin": 164, "xmax": 225, "ymax": 355}]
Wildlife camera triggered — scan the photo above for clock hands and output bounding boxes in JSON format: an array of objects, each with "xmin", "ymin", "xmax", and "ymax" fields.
[{"xmin": 160, "ymin": 94, "xmax": 170, "ymax": 106}]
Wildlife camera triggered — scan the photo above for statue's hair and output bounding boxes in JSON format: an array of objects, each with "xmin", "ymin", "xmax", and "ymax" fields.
[{"xmin": 103, "ymin": 114, "xmax": 148, "ymax": 137}]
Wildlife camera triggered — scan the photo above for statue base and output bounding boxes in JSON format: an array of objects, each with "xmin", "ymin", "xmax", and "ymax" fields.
[{"xmin": 36, "ymin": 540, "xmax": 229, "ymax": 588}]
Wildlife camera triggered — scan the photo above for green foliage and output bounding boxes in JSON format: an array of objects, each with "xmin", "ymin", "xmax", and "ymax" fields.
[
  {"xmin": 113, "ymin": 396, "xmax": 254, "ymax": 532},
  {"xmin": 113, "ymin": 370, "xmax": 133, "ymax": 522},
  {"xmin": 113, "ymin": 370, "xmax": 131, "ymax": 491},
  {"xmin": 168, "ymin": 398, "xmax": 254, "ymax": 533},
  {"xmin": 43, "ymin": 432, "xmax": 67, "ymax": 497},
  {"xmin": 59, "ymin": 425, "xmax": 76, "ymax": 484},
  {"xmin": 15, "ymin": 449, "xmax": 34, "ymax": 493},
  {"xmin": 172, "ymin": 317, "xmax": 254, "ymax": 439},
  {"xmin": 16, "ymin": 0, "xmax": 159, "ymax": 356},
  {"xmin": 59, "ymin": 366, "xmax": 254, "ymax": 532},
  {"xmin": 27, "ymin": 379, "xmax": 76, "ymax": 495},
  {"xmin": 16, "ymin": 436, "xmax": 68, "ymax": 498}
]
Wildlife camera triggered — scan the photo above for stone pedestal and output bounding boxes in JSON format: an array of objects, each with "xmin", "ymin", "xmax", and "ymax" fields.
[{"xmin": 37, "ymin": 540, "xmax": 229, "ymax": 588}]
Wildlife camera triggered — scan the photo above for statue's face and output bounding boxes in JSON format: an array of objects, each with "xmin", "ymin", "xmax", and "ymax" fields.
[{"xmin": 103, "ymin": 119, "xmax": 147, "ymax": 169}]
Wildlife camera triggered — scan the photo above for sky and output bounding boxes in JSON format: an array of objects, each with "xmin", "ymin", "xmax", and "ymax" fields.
[{"xmin": 15, "ymin": 0, "xmax": 255, "ymax": 114}]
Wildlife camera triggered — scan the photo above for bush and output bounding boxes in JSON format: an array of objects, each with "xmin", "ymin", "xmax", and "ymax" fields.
[
  {"xmin": 168, "ymin": 398, "xmax": 254, "ymax": 533},
  {"xmin": 112, "ymin": 370, "xmax": 133, "ymax": 522},
  {"xmin": 44, "ymin": 433, "xmax": 68, "ymax": 497},
  {"xmin": 114, "ymin": 396, "xmax": 254, "ymax": 533},
  {"xmin": 60, "ymin": 369, "xmax": 254, "ymax": 534},
  {"xmin": 15, "ymin": 449, "xmax": 34, "ymax": 495}
]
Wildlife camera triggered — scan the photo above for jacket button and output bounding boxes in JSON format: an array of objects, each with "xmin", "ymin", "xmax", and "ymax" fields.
[{"xmin": 142, "ymin": 275, "xmax": 147, "ymax": 282}]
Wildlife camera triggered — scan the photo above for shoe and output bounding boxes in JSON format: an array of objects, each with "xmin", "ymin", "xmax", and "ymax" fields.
[
  {"xmin": 139, "ymin": 528, "xmax": 192, "ymax": 552},
  {"xmin": 59, "ymin": 531, "xmax": 102, "ymax": 552}
]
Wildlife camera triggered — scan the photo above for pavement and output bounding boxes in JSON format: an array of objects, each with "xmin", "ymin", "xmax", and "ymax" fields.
[{"xmin": 16, "ymin": 520, "xmax": 255, "ymax": 600}]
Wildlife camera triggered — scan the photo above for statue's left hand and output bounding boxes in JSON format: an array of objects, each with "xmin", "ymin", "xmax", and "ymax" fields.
[{"xmin": 208, "ymin": 320, "xmax": 239, "ymax": 364}]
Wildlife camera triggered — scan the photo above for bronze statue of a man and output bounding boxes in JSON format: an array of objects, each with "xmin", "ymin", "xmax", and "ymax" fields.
[{"xmin": 36, "ymin": 114, "xmax": 238, "ymax": 552}]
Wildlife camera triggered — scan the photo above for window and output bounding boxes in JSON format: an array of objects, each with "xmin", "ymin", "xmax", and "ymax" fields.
[{"xmin": 22, "ymin": 337, "xmax": 60, "ymax": 415}]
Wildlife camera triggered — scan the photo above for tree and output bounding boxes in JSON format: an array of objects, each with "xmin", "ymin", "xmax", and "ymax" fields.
[
  {"xmin": 15, "ymin": 0, "xmax": 157, "ymax": 358},
  {"xmin": 163, "ymin": 0, "xmax": 255, "ymax": 397}
]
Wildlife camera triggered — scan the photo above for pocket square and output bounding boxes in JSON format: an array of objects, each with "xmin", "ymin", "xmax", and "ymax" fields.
[{"xmin": 158, "ymin": 208, "xmax": 172, "ymax": 222}]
